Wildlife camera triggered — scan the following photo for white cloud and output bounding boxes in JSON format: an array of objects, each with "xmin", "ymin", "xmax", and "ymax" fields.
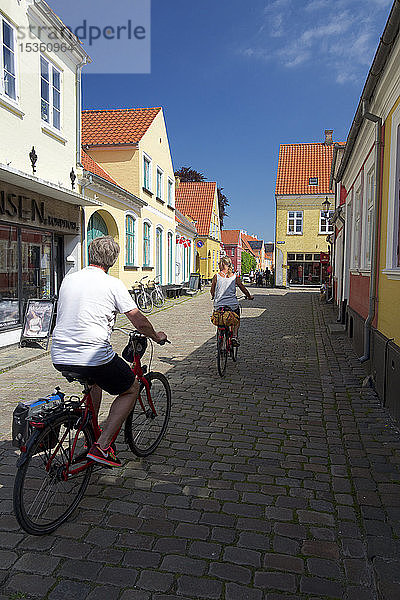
[{"xmin": 238, "ymin": 0, "xmax": 393, "ymax": 85}]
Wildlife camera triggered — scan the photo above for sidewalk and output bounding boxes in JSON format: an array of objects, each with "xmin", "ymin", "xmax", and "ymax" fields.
[{"xmin": 0, "ymin": 291, "xmax": 206, "ymax": 375}]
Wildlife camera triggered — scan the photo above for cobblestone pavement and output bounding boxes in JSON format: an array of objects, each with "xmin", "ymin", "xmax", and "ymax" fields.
[{"xmin": 0, "ymin": 288, "xmax": 399, "ymax": 600}]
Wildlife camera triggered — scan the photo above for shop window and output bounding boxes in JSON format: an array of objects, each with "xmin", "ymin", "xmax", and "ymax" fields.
[
  {"xmin": 143, "ymin": 222, "xmax": 151, "ymax": 266},
  {"xmin": 305, "ymin": 253, "xmax": 312, "ymax": 261},
  {"xmin": 41, "ymin": 56, "xmax": 61, "ymax": 130},
  {"xmin": 314, "ymin": 253, "xmax": 320, "ymax": 261},
  {"xmin": 287, "ymin": 211, "xmax": 303, "ymax": 234},
  {"xmin": 1, "ymin": 18, "xmax": 16, "ymax": 100},
  {"xmin": 125, "ymin": 215, "xmax": 135, "ymax": 266},
  {"xmin": 21, "ymin": 230, "xmax": 52, "ymax": 301},
  {"xmin": 296, "ymin": 253, "xmax": 304, "ymax": 261},
  {"xmin": 287, "ymin": 253, "xmax": 295, "ymax": 261},
  {"xmin": 0, "ymin": 224, "xmax": 19, "ymax": 327}
]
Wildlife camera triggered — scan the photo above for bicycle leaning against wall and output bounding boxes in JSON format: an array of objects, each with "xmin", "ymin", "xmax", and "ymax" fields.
[{"xmin": 132, "ymin": 276, "xmax": 153, "ymax": 313}]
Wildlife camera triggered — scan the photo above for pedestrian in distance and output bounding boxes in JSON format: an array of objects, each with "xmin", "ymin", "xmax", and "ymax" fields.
[{"xmin": 210, "ymin": 256, "xmax": 254, "ymax": 346}]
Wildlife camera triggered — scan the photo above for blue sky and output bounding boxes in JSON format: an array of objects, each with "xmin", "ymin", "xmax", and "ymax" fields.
[{"xmin": 80, "ymin": 0, "xmax": 393, "ymax": 241}]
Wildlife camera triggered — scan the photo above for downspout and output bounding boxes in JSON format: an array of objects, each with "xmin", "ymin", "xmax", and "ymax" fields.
[
  {"xmin": 360, "ymin": 100, "xmax": 382, "ymax": 363},
  {"xmin": 336, "ymin": 206, "xmax": 346, "ymax": 323},
  {"xmin": 76, "ymin": 58, "xmax": 88, "ymax": 168}
]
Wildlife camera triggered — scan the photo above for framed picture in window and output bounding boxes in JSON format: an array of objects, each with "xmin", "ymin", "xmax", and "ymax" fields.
[{"xmin": 20, "ymin": 298, "xmax": 56, "ymax": 349}]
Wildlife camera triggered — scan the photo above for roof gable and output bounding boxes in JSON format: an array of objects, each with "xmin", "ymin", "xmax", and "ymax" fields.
[
  {"xmin": 221, "ymin": 229, "xmax": 241, "ymax": 245},
  {"xmin": 82, "ymin": 107, "xmax": 162, "ymax": 146},
  {"xmin": 275, "ymin": 142, "xmax": 339, "ymax": 196},
  {"xmin": 81, "ymin": 150, "xmax": 117, "ymax": 185},
  {"xmin": 175, "ymin": 181, "xmax": 217, "ymax": 236}
]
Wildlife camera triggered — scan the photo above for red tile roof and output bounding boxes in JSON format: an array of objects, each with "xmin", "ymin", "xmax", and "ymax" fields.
[
  {"xmin": 175, "ymin": 181, "xmax": 217, "ymax": 236},
  {"xmin": 221, "ymin": 230, "xmax": 241, "ymax": 245},
  {"xmin": 81, "ymin": 150, "xmax": 117, "ymax": 185},
  {"xmin": 275, "ymin": 142, "xmax": 339, "ymax": 195},
  {"xmin": 82, "ymin": 107, "xmax": 161, "ymax": 146},
  {"xmin": 241, "ymin": 233, "xmax": 256, "ymax": 256}
]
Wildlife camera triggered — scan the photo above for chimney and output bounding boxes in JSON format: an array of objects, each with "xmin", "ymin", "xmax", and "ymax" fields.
[
  {"xmin": 175, "ymin": 175, "xmax": 180, "ymax": 188},
  {"xmin": 324, "ymin": 130, "xmax": 333, "ymax": 145}
]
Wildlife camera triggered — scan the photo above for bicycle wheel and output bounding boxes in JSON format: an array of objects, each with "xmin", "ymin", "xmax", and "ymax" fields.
[
  {"xmin": 151, "ymin": 288, "xmax": 165, "ymax": 308},
  {"xmin": 13, "ymin": 413, "xmax": 94, "ymax": 536},
  {"xmin": 125, "ymin": 372, "xmax": 171, "ymax": 457},
  {"xmin": 217, "ymin": 329, "xmax": 228, "ymax": 376},
  {"xmin": 137, "ymin": 291, "xmax": 153, "ymax": 313}
]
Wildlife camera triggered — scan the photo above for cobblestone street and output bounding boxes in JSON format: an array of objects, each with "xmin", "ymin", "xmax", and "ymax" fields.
[{"xmin": 1, "ymin": 288, "xmax": 400, "ymax": 600}]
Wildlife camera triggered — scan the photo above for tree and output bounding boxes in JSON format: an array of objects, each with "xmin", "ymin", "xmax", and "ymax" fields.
[
  {"xmin": 174, "ymin": 166, "xmax": 229, "ymax": 227},
  {"xmin": 174, "ymin": 166, "xmax": 205, "ymax": 182},
  {"xmin": 241, "ymin": 251, "xmax": 256, "ymax": 275}
]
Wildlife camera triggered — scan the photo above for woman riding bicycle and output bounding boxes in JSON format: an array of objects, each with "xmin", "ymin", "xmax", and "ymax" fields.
[{"xmin": 210, "ymin": 257, "xmax": 253, "ymax": 346}]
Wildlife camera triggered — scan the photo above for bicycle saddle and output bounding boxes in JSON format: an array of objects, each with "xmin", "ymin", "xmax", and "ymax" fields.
[{"xmin": 61, "ymin": 371, "xmax": 95, "ymax": 386}]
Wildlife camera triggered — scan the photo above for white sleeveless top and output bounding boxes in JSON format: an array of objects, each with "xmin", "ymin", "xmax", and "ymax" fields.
[{"xmin": 214, "ymin": 273, "xmax": 239, "ymax": 309}]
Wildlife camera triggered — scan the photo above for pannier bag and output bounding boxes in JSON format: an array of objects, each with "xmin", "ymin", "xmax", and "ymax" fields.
[
  {"xmin": 211, "ymin": 308, "xmax": 239, "ymax": 328},
  {"xmin": 12, "ymin": 392, "xmax": 63, "ymax": 449}
]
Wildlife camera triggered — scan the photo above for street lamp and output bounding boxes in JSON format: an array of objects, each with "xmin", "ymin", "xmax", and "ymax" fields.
[{"xmin": 322, "ymin": 196, "xmax": 331, "ymax": 218}]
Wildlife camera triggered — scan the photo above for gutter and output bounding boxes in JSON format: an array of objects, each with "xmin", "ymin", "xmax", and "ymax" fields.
[{"xmin": 336, "ymin": 0, "xmax": 400, "ymax": 182}]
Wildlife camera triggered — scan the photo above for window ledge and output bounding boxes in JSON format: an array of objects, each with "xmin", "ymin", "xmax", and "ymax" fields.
[
  {"xmin": 0, "ymin": 95, "xmax": 24, "ymax": 118},
  {"xmin": 156, "ymin": 196, "xmax": 165, "ymax": 204},
  {"xmin": 382, "ymin": 268, "xmax": 400, "ymax": 280},
  {"xmin": 167, "ymin": 204, "xmax": 175, "ymax": 211},
  {"xmin": 124, "ymin": 265, "xmax": 139, "ymax": 271},
  {"xmin": 143, "ymin": 187, "xmax": 153, "ymax": 197},
  {"xmin": 287, "ymin": 232, "xmax": 303, "ymax": 236},
  {"xmin": 318, "ymin": 232, "xmax": 334, "ymax": 236},
  {"xmin": 41, "ymin": 124, "xmax": 67, "ymax": 144},
  {"xmin": 142, "ymin": 266, "xmax": 154, "ymax": 271}
]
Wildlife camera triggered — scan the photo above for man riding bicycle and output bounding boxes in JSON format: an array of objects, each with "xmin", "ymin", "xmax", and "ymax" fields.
[{"xmin": 51, "ymin": 236, "xmax": 167, "ymax": 468}]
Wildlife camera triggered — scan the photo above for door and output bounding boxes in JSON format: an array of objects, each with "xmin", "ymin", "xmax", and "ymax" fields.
[{"xmin": 167, "ymin": 232, "xmax": 173, "ymax": 284}]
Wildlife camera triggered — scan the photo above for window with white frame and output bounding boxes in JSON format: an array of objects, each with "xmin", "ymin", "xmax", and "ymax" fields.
[
  {"xmin": 287, "ymin": 211, "xmax": 303, "ymax": 234},
  {"xmin": 125, "ymin": 215, "xmax": 135, "ymax": 266},
  {"xmin": 364, "ymin": 168, "xmax": 374, "ymax": 268},
  {"xmin": 352, "ymin": 187, "xmax": 362, "ymax": 268},
  {"xmin": 1, "ymin": 18, "xmax": 16, "ymax": 100},
  {"xmin": 319, "ymin": 210, "xmax": 334, "ymax": 234},
  {"xmin": 384, "ymin": 110, "xmax": 400, "ymax": 275},
  {"xmin": 143, "ymin": 222, "xmax": 151, "ymax": 266},
  {"xmin": 167, "ymin": 178, "xmax": 174, "ymax": 207},
  {"xmin": 143, "ymin": 154, "xmax": 152, "ymax": 191},
  {"xmin": 156, "ymin": 167, "xmax": 163, "ymax": 200},
  {"xmin": 41, "ymin": 56, "xmax": 61, "ymax": 130}
]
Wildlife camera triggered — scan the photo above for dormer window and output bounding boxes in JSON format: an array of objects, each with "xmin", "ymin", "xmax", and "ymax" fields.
[{"xmin": 309, "ymin": 177, "xmax": 318, "ymax": 186}]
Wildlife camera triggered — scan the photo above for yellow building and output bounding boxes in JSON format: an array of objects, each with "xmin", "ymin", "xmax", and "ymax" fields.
[
  {"xmin": 330, "ymin": 2, "xmax": 400, "ymax": 420},
  {"xmin": 175, "ymin": 181, "xmax": 221, "ymax": 281},
  {"xmin": 275, "ymin": 132, "xmax": 336, "ymax": 287},
  {"xmin": 80, "ymin": 107, "xmax": 177, "ymax": 288}
]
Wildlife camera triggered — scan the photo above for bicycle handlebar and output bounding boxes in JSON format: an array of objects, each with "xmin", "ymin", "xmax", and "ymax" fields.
[{"xmin": 114, "ymin": 327, "xmax": 170, "ymax": 345}]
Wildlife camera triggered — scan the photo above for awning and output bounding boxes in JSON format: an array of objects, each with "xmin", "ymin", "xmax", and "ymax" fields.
[{"xmin": 0, "ymin": 164, "xmax": 101, "ymax": 207}]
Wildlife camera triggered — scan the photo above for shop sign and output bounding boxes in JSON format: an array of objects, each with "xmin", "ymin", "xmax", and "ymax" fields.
[
  {"xmin": 320, "ymin": 252, "xmax": 329, "ymax": 263},
  {"xmin": 196, "ymin": 240, "xmax": 204, "ymax": 248},
  {"xmin": 276, "ymin": 241, "xmax": 285, "ymax": 244},
  {"xmin": 0, "ymin": 186, "xmax": 80, "ymax": 233}
]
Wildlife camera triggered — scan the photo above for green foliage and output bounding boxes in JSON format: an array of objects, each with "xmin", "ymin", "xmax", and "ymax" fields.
[{"xmin": 241, "ymin": 251, "xmax": 256, "ymax": 274}]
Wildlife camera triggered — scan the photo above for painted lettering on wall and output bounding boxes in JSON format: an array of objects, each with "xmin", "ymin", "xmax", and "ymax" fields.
[{"xmin": 0, "ymin": 189, "xmax": 78, "ymax": 231}]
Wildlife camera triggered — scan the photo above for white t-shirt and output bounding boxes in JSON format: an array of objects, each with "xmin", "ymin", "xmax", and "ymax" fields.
[{"xmin": 51, "ymin": 266, "xmax": 136, "ymax": 366}]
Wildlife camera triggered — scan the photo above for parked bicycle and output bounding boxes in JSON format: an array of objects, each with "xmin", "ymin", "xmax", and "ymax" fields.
[
  {"xmin": 132, "ymin": 276, "xmax": 153, "ymax": 313},
  {"xmin": 150, "ymin": 277, "xmax": 165, "ymax": 309},
  {"xmin": 13, "ymin": 329, "xmax": 171, "ymax": 536}
]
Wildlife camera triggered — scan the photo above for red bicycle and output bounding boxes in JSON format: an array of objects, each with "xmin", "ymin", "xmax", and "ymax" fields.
[{"xmin": 13, "ymin": 330, "xmax": 171, "ymax": 536}]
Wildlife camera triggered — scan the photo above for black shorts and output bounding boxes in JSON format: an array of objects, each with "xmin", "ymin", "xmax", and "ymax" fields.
[{"xmin": 53, "ymin": 353, "xmax": 135, "ymax": 396}]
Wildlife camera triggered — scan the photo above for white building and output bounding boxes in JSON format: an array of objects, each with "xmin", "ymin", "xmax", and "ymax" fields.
[{"xmin": 0, "ymin": 0, "xmax": 98, "ymax": 346}]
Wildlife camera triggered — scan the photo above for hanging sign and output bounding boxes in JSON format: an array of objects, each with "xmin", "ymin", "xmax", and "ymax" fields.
[{"xmin": 196, "ymin": 240, "xmax": 204, "ymax": 248}]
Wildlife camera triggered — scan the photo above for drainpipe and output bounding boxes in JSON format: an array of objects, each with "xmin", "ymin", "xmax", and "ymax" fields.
[
  {"xmin": 76, "ymin": 58, "xmax": 88, "ymax": 168},
  {"xmin": 360, "ymin": 100, "xmax": 382, "ymax": 363},
  {"xmin": 336, "ymin": 206, "xmax": 346, "ymax": 323}
]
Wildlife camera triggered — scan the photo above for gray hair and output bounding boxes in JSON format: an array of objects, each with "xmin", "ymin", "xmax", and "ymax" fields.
[{"xmin": 88, "ymin": 236, "xmax": 120, "ymax": 270}]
